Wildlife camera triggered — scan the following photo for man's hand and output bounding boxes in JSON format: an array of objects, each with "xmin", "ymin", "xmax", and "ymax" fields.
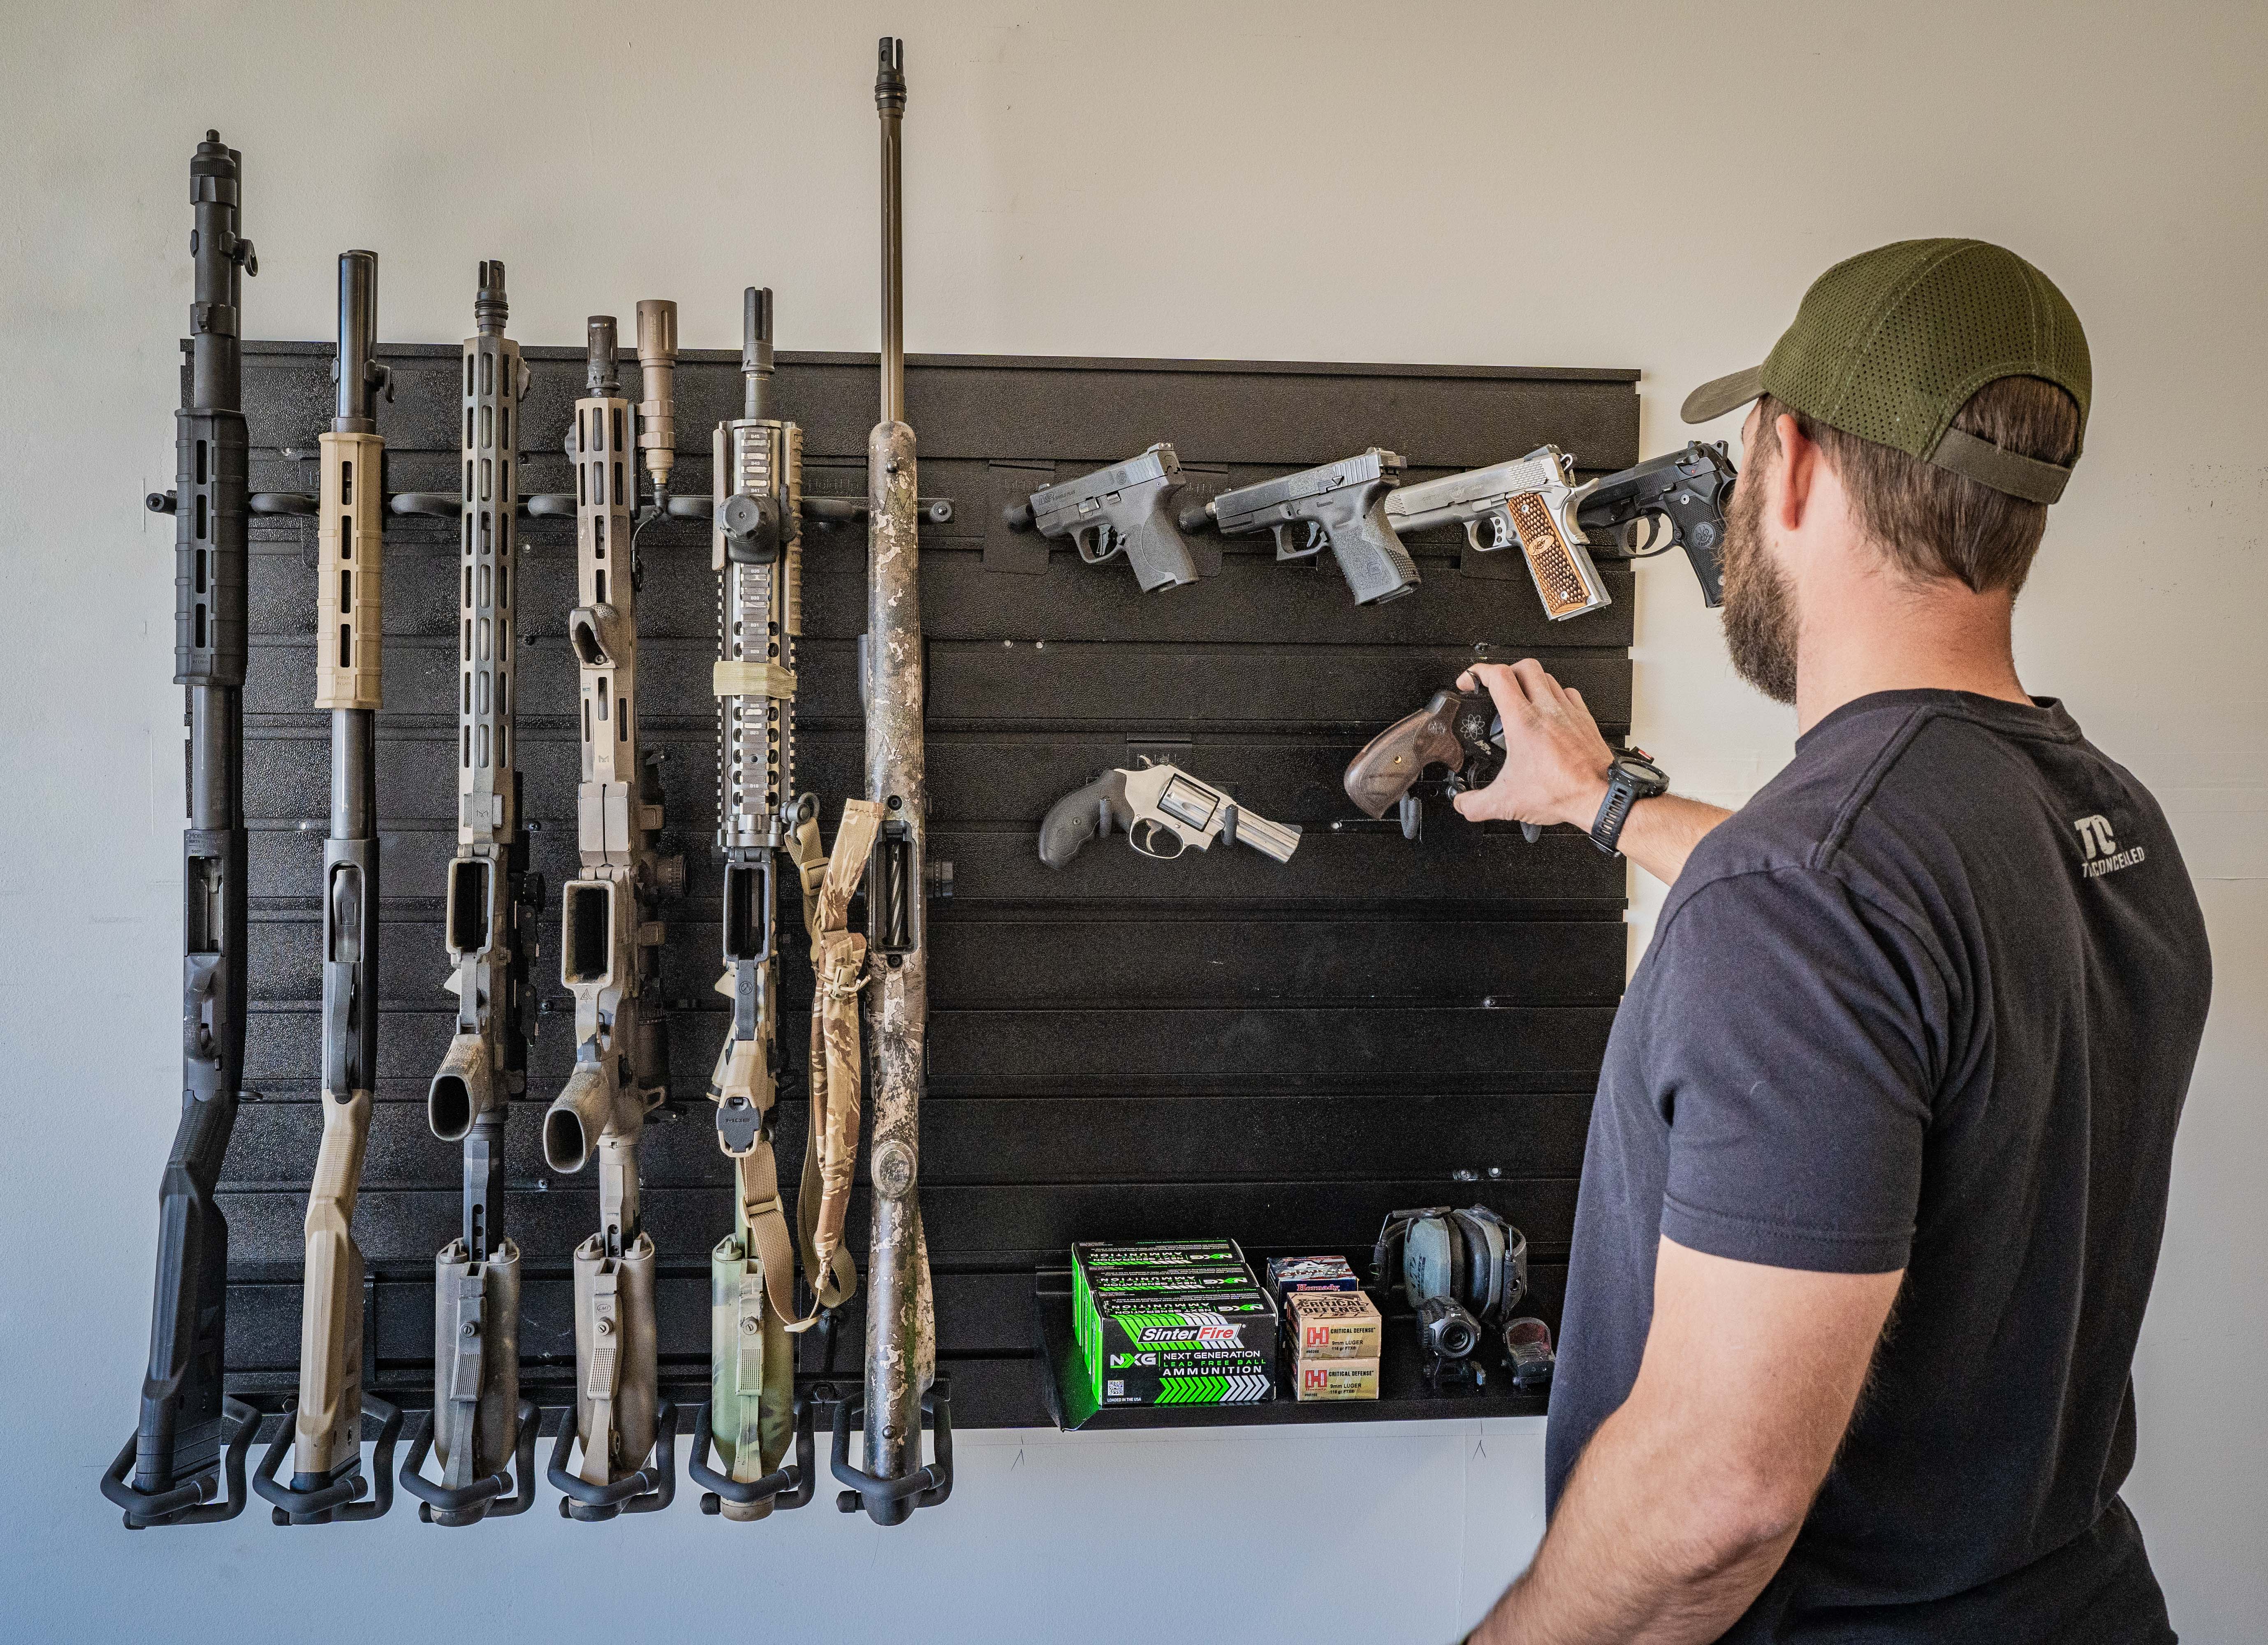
[
  {"xmin": 1453, "ymin": 660, "xmax": 1615, "ymax": 833},
  {"xmin": 1469, "ymin": 1241, "xmax": 1904, "ymax": 1645},
  {"xmin": 1453, "ymin": 660, "xmax": 1729, "ymax": 884}
]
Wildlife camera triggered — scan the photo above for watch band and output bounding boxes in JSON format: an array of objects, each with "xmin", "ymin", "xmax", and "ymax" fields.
[{"xmin": 1589, "ymin": 752, "xmax": 1667, "ymax": 857}]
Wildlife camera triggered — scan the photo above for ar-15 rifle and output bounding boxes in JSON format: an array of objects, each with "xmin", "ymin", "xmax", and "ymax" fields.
[
  {"xmin": 1574, "ymin": 440, "xmax": 1735, "ymax": 607},
  {"xmin": 253, "ymin": 250, "xmax": 405, "ymax": 1525},
  {"xmin": 1039, "ymin": 761, "xmax": 1303, "ymax": 868},
  {"xmin": 541, "ymin": 312, "xmax": 684, "ymax": 1520},
  {"xmin": 690, "ymin": 284, "xmax": 884, "ymax": 1521},
  {"xmin": 1001, "ymin": 443, "xmax": 1202, "ymax": 592},
  {"xmin": 398, "ymin": 262, "xmax": 542, "ymax": 1525},
  {"xmin": 1180, "ymin": 448, "xmax": 1419, "ymax": 606},
  {"xmin": 829, "ymin": 35, "xmax": 954, "ymax": 1528},
  {"xmin": 103, "ymin": 130, "xmax": 263, "ymax": 1530}
]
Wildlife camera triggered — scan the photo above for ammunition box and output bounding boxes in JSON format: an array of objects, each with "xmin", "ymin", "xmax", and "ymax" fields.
[
  {"xmin": 1072, "ymin": 1240, "xmax": 1251, "ymax": 1347},
  {"xmin": 1286, "ymin": 1290, "xmax": 1382, "ymax": 1360},
  {"xmin": 1293, "ymin": 1357, "xmax": 1380, "ymax": 1401},
  {"xmin": 1084, "ymin": 1294, "xmax": 1280, "ymax": 1408},
  {"xmin": 1075, "ymin": 1269, "xmax": 1275, "ymax": 1357},
  {"xmin": 1093, "ymin": 1342, "xmax": 1276, "ymax": 1408},
  {"xmin": 1266, "ymin": 1254, "xmax": 1362, "ymax": 1296}
]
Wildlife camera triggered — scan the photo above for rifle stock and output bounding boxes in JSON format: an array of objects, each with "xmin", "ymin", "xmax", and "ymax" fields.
[
  {"xmin": 256, "ymin": 249, "xmax": 403, "ymax": 1526},
  {"xmin": 107, "ymin": 131, "xmax": 258, "ymax": 1531}
]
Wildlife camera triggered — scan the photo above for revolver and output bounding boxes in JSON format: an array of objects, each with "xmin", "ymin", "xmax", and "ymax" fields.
[
  {"xmin": 1385, "ymin": 445, "xmax": 1610, "ymax": 622},
  {"xmin": 1181, "ymin": 448, "xmax": 1419, "ymax": 606},
  {"xmin": 1343, "ymin": 688, "xmax": 1539, "ymax": 844},
  {"xmin": 1039, "ymin": 760, "xmax": 1302, "ymax": 868},
  {"xmin": 1003, "ymin": 443, "xmax": 1202, "ymax": 592},
  {"xmin": 1575, "ymin": 440, "xmax": 1737, "ymax": 607}
]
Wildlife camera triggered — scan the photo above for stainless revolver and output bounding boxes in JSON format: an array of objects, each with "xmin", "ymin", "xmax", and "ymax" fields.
[{"xmin": 1038, "ymin": 760, "xmax": 1302, "ymax": 867}]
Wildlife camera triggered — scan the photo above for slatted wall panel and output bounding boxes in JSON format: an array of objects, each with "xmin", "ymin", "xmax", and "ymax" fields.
[{"xmin": 211, "ymin": 340, "xmax": 1637, "ymax": 1429}]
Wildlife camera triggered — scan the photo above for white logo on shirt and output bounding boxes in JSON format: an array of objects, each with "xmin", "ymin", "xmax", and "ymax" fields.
[{"xmin": 2075, "ymin": 814, "xmax": 2146, "ymax": 878}]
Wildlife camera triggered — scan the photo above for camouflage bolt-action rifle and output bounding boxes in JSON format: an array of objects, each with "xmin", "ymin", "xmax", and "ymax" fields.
[
  {"xmin": 828, "ymin": 36, "xmax": 954, "ymax": 1527},
  {"xmin": 399, "ymin": 262, "xmax": 543, "ymax": 1524},
  {"xmin": 102, "ymin": 131, "xmax": 263, "ymax": 1529},
  {"xmin": 540, "ymin": 310, "xmax": 683, "ymax": 1519},
  {"xmin": 688, "ymin": 286, "xmax": 884, "ymax": 1520},
  {"xmin": 253, "ymin": 250, "xmax": 405, "ymax": 1525}
]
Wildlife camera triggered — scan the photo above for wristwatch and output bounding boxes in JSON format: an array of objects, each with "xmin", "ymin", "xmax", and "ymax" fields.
[{"xmin": 1589, "ymin": 750, "xmax": 1668, "ymax": 857}]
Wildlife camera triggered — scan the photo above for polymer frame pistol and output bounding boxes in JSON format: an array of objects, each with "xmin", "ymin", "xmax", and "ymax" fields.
[
  {"xmin": 253, "ymin": 249, "xmax": 404, "ymax": 1526},
  {"xmin": 1181, "ymin": 447, "xmax": 1420, "ymax": 606},
  {"xmin": 399, "ymin": 262, "xmax": 542, "ymax": 1525},
  {"xmin": 541, "ymin": 310, "xmax": 683, "ymax": 1520},
  {"xmin": 1001, "ymin": 443, "xmax": 1203, "ymax": 592},
  {"xmin": 104, "ymin": 130, "xmax": 262, "ymax": 1531}
]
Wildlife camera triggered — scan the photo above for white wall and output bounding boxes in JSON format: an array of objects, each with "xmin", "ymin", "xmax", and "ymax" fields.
[{"xmin": 4, "ymin": 2, "xmax": 2261, "ymax": 1640}]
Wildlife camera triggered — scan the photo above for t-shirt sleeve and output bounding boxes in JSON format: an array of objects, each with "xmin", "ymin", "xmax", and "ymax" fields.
[{"xmin": 1641, "ymin": 868, "xmax": 1942, "ymax": 1274}]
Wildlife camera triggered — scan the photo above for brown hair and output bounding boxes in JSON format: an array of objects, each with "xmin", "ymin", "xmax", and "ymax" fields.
[{"xmin": 1753, "ymin": 375, "xmax": 2081, "ymax": 595}]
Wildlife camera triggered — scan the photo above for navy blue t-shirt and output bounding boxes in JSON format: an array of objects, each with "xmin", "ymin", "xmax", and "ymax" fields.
[{"xmin": 1546, "ymin": 691, "xmax": 2211, "ymax": 1642}]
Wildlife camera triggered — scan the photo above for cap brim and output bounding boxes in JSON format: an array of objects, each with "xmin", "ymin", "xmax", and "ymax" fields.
[{"xmin": 1681, "ymin": 365, "xmax": 1767, "ymax": 425}]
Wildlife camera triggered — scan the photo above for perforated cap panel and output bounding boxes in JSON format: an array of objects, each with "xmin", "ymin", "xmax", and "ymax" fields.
[{"xmin": 1760, "ymin": 238, "xmax": 2091, "ymax": 464}]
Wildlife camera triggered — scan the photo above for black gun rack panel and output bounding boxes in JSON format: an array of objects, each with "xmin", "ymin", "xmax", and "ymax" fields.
[{"xmin": 212, "ymin": 338, "xmax": 1637, "ymax": 1432}]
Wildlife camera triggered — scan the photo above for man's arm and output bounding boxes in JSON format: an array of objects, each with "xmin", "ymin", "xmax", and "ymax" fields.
[
  {"xmin": 1451, "ymin": 661, "xmax": 1728, "ymax": 885},
  {"xmin": 1471, "ymin": 1240, "xmax": 1902, "ymax": 1645}
]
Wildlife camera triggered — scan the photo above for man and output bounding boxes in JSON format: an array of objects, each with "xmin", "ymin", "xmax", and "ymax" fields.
[{"xmin": 1459, "ymin": 240, "xmax": 2211, "ymax": 1643}]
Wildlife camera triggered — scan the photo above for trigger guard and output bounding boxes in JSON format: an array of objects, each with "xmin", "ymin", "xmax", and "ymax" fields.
[
  {"xmin": 1075, "ymin": 524, "xmax": 1120, "ymax": 565},
  {"xmin": 1130, "ymin": 819, "xmax": 1185, "ymax": 860}
]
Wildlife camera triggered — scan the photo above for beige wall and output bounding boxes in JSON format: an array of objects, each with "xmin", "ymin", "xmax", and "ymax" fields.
[{"xmin": 4, "ymin": 2, "xmax": 2260, "ymax": 1639}]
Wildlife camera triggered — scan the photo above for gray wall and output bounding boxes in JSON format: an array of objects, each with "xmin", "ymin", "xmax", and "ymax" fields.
[{"xmin": 4, "ymin": 2, "xmax": 2260, "ymax": 1640}]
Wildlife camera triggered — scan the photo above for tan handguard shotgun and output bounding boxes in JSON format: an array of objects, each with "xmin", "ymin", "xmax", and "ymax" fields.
[
  {"xmin": 542, "ymin": 310, "xmax": 683, "ymax": 1521},
  {"xmin": 254, "ymin": 250, "xmax": 404, "ymax": 1525}
]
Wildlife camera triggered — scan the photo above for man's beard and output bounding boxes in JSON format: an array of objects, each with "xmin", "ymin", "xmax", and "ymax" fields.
[{"xmin": 1719, "ymin": 457, "xmax": 1800, "ymax": 704}]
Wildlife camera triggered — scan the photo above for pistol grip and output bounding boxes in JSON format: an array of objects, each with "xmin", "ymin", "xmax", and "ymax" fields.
[
  {"xmin": 1118, "ymin": 491, "xmax": 1202, "ymax": 592},
  {"xmin": 1680, "ymin": 530, "xmax": 1726, "ymax": 607},
  {"xmin": 1330, "ymin": 501, "xmax": 1421, "ymax": 606},
  {"xmin": 1038, "ymin": 771, "xmax": 1132, "ymax": 869}
]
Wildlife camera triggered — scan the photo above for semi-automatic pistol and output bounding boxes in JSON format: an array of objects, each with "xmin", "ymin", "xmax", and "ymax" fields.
[{"xmin": 1003, "ymin": 443, "xmax": 1202, "ymax": 592}]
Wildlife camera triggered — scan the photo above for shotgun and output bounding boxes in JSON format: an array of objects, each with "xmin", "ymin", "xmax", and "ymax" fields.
[
  {"xmin": 541, "ymin": 311, "xmax": 682, "ymax": 1519},
  {"xmin": 399, "ymin": 262, "xmax": 542, "ymax": 1523},
  {"xmin": 102, "ymin": 130, "xmax": 262, "ymax": 1529},
  {"xmin": 253, "ymin": 249, "xmax": 405, "ymax": 1524}
]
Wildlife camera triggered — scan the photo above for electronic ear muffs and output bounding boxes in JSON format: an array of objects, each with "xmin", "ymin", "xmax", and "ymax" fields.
[{"xmin": 1372, "ymin": 1207, "xmax": 1529, "ymax": 1386}]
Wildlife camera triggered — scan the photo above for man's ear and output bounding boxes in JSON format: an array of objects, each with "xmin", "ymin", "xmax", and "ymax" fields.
[{"xmin": 1772, "ymin": 412, "xmax": 1818, "ymax": 535}]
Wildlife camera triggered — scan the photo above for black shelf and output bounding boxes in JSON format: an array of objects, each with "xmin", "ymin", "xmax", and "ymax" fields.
[{"xmin": 1031, "ymin": 1268, "xmax": 1548, "ymax": 1431}]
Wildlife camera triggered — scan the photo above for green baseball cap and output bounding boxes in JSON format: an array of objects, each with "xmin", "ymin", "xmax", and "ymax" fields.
[{"xmin": 1682, "ymin": 238, "xmax": 2090, "ymax": 504}]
